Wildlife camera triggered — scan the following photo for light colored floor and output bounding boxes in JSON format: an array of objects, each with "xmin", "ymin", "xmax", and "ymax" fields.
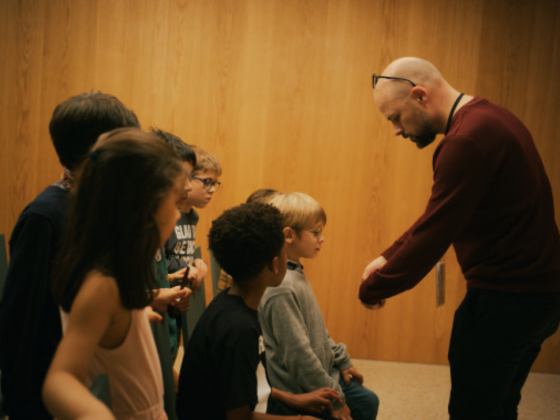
[
  {"xmin": 353, "ymin": 358, "xmax": 560, "ymax": 420},
  {"xmin": 175, "ymin": 348, "xmax": 560, "ymax": 419}
]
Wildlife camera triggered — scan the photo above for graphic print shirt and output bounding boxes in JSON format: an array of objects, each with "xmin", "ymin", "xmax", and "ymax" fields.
[{"xmin": 164, "ymin": 209, "xmax": 199, "ymax": 273}]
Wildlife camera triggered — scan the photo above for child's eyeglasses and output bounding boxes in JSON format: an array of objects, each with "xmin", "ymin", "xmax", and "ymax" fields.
[
  {"xmin": 191, "ymin": 176, "xmax": 221, "ymax": 192},
  {"xmin": 305, "ymin": 228, "xmax": 323, "ymax": 238}
]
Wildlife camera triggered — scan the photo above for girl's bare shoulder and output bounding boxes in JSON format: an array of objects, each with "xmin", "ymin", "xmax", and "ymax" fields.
[{"xmin": 76, "ymin": 270, "xmax": 122, "ymax": 309}]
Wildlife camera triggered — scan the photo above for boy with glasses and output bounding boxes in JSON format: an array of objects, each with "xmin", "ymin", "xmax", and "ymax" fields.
[
  {"xmin": 259, "ymin": 193, "xmax": 379, "ymax": 420},
  {"xmin": 164, "ymin": 146, "xmax": 222, "ymax": 290}
]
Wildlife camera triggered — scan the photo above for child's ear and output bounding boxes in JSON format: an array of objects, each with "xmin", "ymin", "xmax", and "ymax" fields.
[
  {"xmin": 283, "ymin": 227, "xmax": 294, "ymax": 244},
  {"xmin": 270, "ymin": 255, "xmax": 280, "ymax": 274}
]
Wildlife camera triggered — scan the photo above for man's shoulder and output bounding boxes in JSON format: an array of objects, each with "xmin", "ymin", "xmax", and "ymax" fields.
[{"xmin": 451, "ymin": 97, "xmax": 521, "ymax": 134}]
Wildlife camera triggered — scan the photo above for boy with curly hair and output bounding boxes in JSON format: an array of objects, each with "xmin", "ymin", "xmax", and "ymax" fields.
[{"xmin": 177, "ymin": 202, "xmax": 341, "ymax": 420}]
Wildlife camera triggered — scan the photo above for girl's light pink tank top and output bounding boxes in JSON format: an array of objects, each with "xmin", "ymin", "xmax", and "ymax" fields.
[{"xmin": 61, "ymin": 309, "xmax": 167, "ymax": 420}]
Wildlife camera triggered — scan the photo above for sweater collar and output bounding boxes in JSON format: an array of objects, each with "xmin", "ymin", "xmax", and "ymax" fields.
[
  {"xmin": 54, "ymin": 168, "xmax": 75, "ymax": 192},
  {"xmin": 287, "ymin": 259, "xmax": 303, "ymax": 271}
]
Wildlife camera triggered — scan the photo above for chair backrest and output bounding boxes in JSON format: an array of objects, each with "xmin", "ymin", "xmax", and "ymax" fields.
[
  {"xmin": 0, "ymin": 234, "xmax": 8, "ymax": 299},
  {"xmin": 209, "ymin": 250, "xmax": 221, "ymax": 297},
  {"xmin": 182, "ymin": 247, "xmax": 207, "ymax": 346},
  {"xmin": 0, "ymin": 234, "xmax": 7, "ymax": 419},
  {"xmin": 151, "ymin": 314, "xmax": 178, "ymax": 420},
  {"xmin": 209, "ymin": 250, "xmax": 233, "ymax": 297},
  {"xmin": 89, "ymin": 374, "xmax": 112, "ymax": 409}
]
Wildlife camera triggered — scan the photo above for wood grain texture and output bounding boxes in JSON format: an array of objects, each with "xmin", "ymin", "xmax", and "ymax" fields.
[{"xmin": 0, "ymin": 0, "xmax": 558, "ymax": 372}]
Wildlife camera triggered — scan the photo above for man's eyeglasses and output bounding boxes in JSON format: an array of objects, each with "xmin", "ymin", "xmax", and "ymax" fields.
[
  {"xmin": 372, "ymin": 74, "xmax": 416, "ymax": 89},
  {"xmin": 192, "ymin": 176, "xmax": 221, "ymax": 191}
]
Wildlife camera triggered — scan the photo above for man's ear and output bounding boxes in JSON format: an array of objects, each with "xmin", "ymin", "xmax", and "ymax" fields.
[
  {"xmin": 283, "ymin": 227, "xmax": 295, "ymax": 244},
  {"xmin": 411, "ymin": 86, "xmax": 428, "ymax": 104}
]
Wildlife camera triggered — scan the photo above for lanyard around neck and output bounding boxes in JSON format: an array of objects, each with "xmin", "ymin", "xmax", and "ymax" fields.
[{"xmin": 445, "ymin": 93, "xmax": 464, "ymax": 135}]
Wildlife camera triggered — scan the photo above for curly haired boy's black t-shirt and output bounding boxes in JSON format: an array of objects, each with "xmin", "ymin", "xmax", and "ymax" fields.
[{"xmin": 177, "ymin": 289, "xmax": 271, "ymax": 420}]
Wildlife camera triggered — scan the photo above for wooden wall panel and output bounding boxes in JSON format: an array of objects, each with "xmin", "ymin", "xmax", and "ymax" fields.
[{"xmin": 0, "ymin": 0, "xmax": 558, "ymax": 373}]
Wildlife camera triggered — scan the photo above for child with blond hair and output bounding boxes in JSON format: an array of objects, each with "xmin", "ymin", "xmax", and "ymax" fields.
[
  {"xmin": 177, "ymin": 202, "xmax": 341, "ymax": 420},
  {"xmin": 259, "ymin": 192, "xmax": 379, "ymax": 420},
  {"xmin": 164, "ymin": 146, "xmax": 222, "ymax": 290}
]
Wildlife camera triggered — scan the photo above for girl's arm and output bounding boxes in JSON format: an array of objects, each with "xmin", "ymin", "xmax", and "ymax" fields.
[{"xmin": 42, "ymin": 272, "xmax": 126, "ymax": 420}]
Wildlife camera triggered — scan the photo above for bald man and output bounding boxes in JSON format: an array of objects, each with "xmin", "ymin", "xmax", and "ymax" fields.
[{"xmin": 359, "ymin": 57, "xmax": 560, "ymax": 420}]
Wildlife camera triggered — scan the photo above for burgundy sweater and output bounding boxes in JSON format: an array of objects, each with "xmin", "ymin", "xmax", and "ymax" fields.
[{"xmin": 360, "ymin": 98, "xmax": 560, "ymax": 304}]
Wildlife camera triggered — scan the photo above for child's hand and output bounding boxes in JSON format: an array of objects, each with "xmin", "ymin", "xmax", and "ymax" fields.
[
  {"xmin": 167, "ymin": 261, "xmax": 206, "ymax": 291},
  {"xmin": 332, "ymin": 403, "xmax": 353, "ymax": 420},
  {"xmin": 341, "ymin": 365, "xmax": 364, "ymax": 385},
  {"xmin": 169, "ymin": 285, "xmax": 192, "ymax": 312},
  {"xmin": 167, "ymin": 268, "xmax": 187, "ymax": 286},
  {"xmin": 287, "ymin": 387, "xmax": 341, "ymax": 414},
  {"xmin": 192, "ymin": 259, "xmax": 208, "ymax": 289},
  {"xmin": 150, "ymin": 287, "xmax": 191, "ymax": 312},
  {"xmin": 145, "ymin": 306, "xmax": 163, "ymax": 324}
]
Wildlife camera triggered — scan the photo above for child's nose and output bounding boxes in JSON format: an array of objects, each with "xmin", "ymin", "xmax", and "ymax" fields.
[{"xmin": 184, "ymin": 178, "xmax": 193, "ymax": 192}]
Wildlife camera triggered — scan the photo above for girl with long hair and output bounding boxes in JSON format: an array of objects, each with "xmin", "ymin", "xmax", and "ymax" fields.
[{"xmin": 43, "ymin": 128, "xmax": 187, "ymax": 420}]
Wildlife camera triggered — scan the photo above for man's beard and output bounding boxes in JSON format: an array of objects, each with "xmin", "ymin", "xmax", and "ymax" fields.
[{"xmin": 411, "ymin": 111, "xmax": 437, "ymax": 149}]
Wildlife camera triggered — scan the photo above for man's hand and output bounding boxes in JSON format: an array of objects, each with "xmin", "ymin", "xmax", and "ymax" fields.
[
  {"xmin": 332, "ymin": 403, "xmax": 353, "ymax": 420},
  {"xmin": 361, "ymin": 299, "xmax": 386, "ymax": 311},
  {"xmin": 341, "ymin": 365, "xmax": 364, "ymax": 385},
  {"xmin": 362, "ymin": 256, "xmax": 388, "ymax": 281},
  {"xmin": 361, "ymin": 256, "xmax": 388, "ymax": 310}
]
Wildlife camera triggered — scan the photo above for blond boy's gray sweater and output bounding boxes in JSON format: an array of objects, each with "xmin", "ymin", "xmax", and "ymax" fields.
[{"xmin": 258, "ymin": 261, "xmax": 352, "ymax": 408}]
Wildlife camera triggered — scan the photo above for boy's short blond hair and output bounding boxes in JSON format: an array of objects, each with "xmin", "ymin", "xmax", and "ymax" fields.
[
  {"xmin": 246, "ymin": 188, "xmax": 280, "ymax": 204},
  {"xmin": 192, "ymin": 146, "xmax": 222, "ymax": 176},
  {"xmin": 268, "ymin": 192, "xmax": 327, "ymax": 233}
]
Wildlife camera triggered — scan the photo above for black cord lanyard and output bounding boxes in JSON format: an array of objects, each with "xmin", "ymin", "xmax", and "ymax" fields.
[{"xmin": 445, "ymin": 93, "xmax": 464, "ymax": 135}]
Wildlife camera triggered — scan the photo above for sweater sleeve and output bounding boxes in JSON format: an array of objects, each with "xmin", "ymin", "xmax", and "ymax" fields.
[
  {"xmin": 260, "ymin": 291, "xmax": 345, "ymax": 401},
  {"xmin": 0, "ymin": 213, "xmax": 63, "ymax": 410},
  {"xmin": 329, "ymin": 336, "xmax": 352, "ymax": 371},
  {"xmin": 360, "ymin": 136, "xmax": 494, "ymax": 303}
]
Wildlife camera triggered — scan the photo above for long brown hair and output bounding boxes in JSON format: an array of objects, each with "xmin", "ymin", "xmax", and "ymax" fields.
[{"xmin": 53, "ymin": 128, "xmax": 185, "ymax": 311}]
